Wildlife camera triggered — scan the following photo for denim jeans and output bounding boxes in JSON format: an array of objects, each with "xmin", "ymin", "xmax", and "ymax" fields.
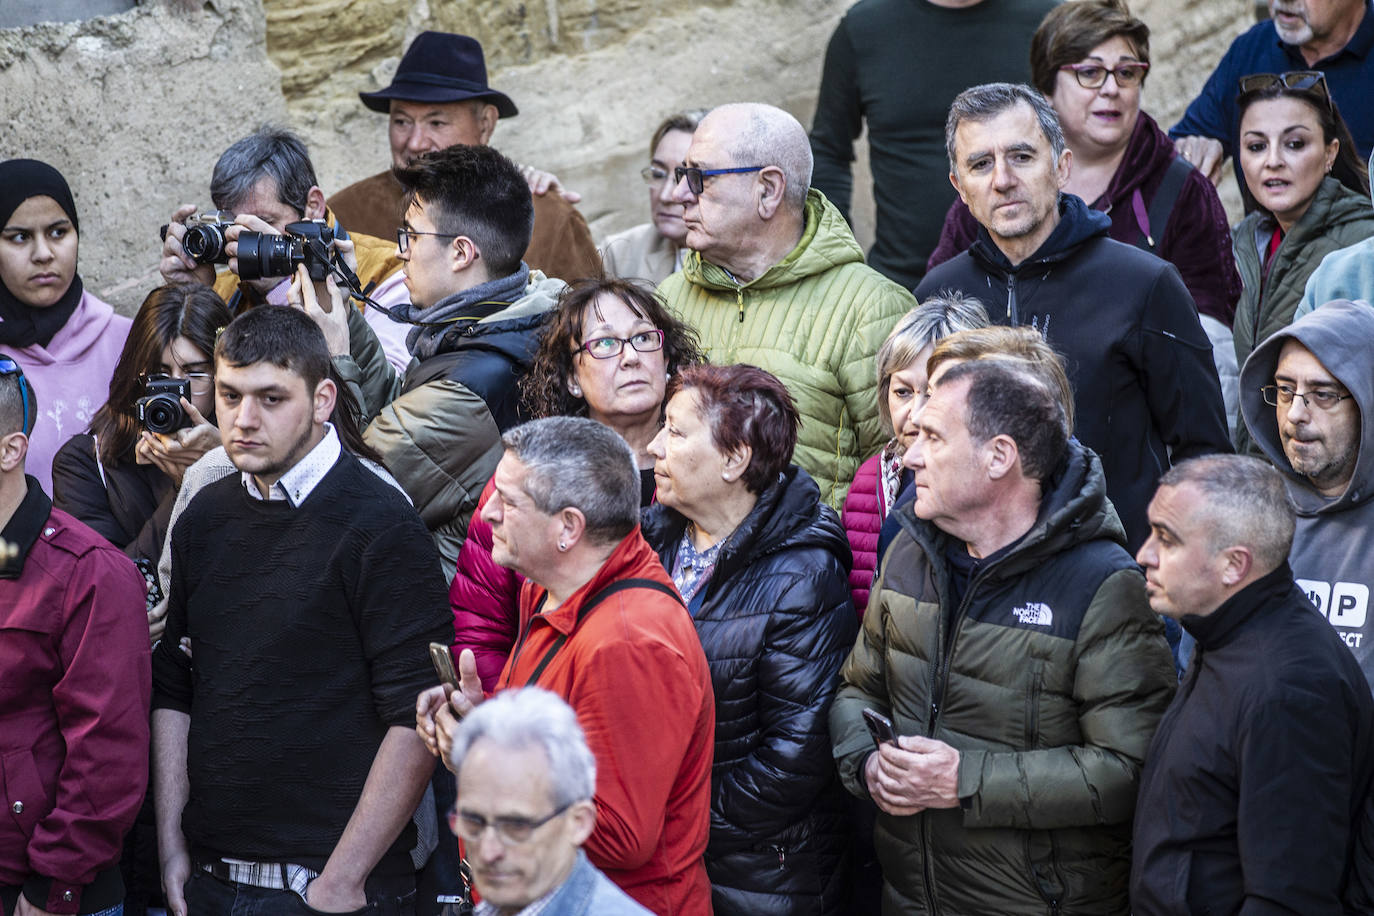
[{"xmin": 184, "ymin": 871, "xmax": 414, "ymax": 916}]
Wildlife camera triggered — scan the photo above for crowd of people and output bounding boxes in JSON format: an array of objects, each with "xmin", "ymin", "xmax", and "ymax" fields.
[{"xmin": 4, "ymin": 0, "xmax": 1374, "ymax": 914}]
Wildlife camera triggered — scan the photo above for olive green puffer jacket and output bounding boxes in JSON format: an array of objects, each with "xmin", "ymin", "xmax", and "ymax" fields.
[
  {"xmin": 658, "ymin": 190, "xmax": 916, "ymax": 509},
  {"xmin": 830, "ymin": 441, "xmax": 1176, "ymax": 915}
]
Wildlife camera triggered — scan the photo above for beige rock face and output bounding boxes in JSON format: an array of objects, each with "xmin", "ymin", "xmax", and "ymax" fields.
[
  {"xmin": 4, "ymin": 0, "xmax": 1259, "ymax": 310},
  {"xmin": 0, "ymin": 0, "xmax": 288, "ymax": 308}
]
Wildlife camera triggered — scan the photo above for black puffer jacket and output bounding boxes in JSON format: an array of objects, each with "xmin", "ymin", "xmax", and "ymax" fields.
[{"xmin": 642, "ymin": 465, "xmax": 858, "ymax": 916}]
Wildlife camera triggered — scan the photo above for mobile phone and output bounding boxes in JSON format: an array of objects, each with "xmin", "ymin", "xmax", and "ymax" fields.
[
  {"xmin": 429, "ymin": 642, "xmax": 459, "ymax": 689},
  {"xmin": 863, "ymin": 708, "xmax": 897, "ymax": 747}
]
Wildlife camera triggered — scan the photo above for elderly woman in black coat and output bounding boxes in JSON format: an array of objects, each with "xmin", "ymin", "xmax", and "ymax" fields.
[{"xmin": 642, "ymin": 363, "xmax": 858, "ymax": 915}]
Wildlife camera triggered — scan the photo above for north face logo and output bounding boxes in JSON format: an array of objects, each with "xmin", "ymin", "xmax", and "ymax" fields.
[{"xmin": 1013, "ymin": 602, "xmax": 1054, "ymax": 626}]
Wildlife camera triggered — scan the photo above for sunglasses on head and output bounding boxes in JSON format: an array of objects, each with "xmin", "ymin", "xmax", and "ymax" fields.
[
  {"xmin": 0, "ymin": 357, "xmax": 31, "ymax": 436},
  {"xmin": 1238, "ymin": 70, "xmax": 1331, "ymax": 105}
]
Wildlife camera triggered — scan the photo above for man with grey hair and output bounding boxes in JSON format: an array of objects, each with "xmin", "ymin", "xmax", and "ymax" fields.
[
  {"xmin": 832, "ymin": 357, "xmax": 1176, "ymax": 914},
  {"xmin": 158, "ymin": 126, "xmax": 416, "ymax": 370},
  {"xmin": 447, "ymin": 687, "xmax": 650, "ymax": 915},
  {"xmin": 416, "ymin": 416, "xmax": 714, "ymax": 915},
  {"xmin": 917, "ymin": 82, "xmax": 1231, "ymax": 551},
  {"xmin": 1132, "ymin": 454, "xmax": 1374, "ymax": 915},
  {"xmin": 658, "ymin": 102, "xmax": 915, "ymax": 510}
]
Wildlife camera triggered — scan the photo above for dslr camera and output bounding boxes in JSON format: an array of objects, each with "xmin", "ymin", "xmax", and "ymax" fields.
[
  {"xmin": 237, "ymin": 219, "xmax": 336, "ymax": 282},
  {"xmin": 159, "ymin": 211, "xmax": 236, "ymax": 266},
  {"xmin": 136, "ymin": 375, "xmax": 191, "ymax": 435}
]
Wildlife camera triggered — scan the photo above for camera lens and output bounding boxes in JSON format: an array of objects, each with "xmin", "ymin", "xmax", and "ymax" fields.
[
  {"xmin": 237, "ymin": 231, "xmax": 302, "ymax": 281},
  {"xmin": 138, "ymin": 394, "xmax": 186, "ymax": 435},
  {"xmin": 182, "ymin": 224, "xmax": 226, "ymax": 264}
]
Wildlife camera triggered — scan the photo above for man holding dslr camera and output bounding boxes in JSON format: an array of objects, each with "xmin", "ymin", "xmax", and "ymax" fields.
[{"xmin": 158, "ymin": 127, "xmax": 415, "ymax": 373}]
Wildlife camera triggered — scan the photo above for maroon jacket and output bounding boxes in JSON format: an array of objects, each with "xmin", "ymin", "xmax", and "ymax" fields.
[
  {"xmin": 0, "ymin": 478, "xmax": 149, "ymax": 914},
  {"xmin": 840, "ymin": 452, "xmax": 884, "ymax": 616},
  {"xmin": 928, "ymin": 112, "xmax": 1240, "ymax": 326}
]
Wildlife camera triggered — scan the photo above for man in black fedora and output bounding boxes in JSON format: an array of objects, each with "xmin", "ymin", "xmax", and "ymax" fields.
[{"xmin": 329, "ymin": 31, "xmax": 601, "ymax": 283}]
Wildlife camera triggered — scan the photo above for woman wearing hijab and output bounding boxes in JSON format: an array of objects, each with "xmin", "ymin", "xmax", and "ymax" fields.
[{"xmin": 0, "ymin": 159, "xmax": 132, "ymax": 491}]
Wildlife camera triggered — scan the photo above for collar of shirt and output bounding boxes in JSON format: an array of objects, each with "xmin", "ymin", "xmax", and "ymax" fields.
[
  {"xmin": 241, "ymin": 423, "xmax": 342, "ymax": 507},
  {"xmin": 473, "ymin": 882, "xmax": 560, "ymax": 916}
]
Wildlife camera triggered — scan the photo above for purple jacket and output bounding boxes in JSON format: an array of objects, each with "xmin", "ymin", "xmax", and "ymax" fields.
[
  {"xmin": 0, "ymin": 481, "xmax": 149, "ymax": 914},
  {"xmin": 1, "ymin": 290, "xmax": 132, "ymax": 494},
  {"xmin": 929, "ymin": 112, "xmax": 1240, "ymax": 327}
]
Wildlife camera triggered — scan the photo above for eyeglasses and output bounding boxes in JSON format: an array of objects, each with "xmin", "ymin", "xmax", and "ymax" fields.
[
  {"xmin": 0, "ymin": 357, "xmax": 30, "ymax": 436},
  {"xmin": 578, "ymin": 329, "xmax": 665, "ymax": 360},
  {"xmin": 1060, "ymin": 61, "xmax": 1150, "ymax": 89},
  {"xmin": 640, "ymin": 165, "xmax": 672, "ymax": 187},
  {"xmin": 182, "ymin": 372, "xmax": 214, "ymax": 395},
  {"xmin": 448, "ymin": 803, "xmax": 571, "ymax": 845},
  {"xmin": 396, "ymin": 227, "xmax": 460, "ymax": 254},
  {"xmin": 1261, "ymin": 384, "xmax": 1353, "ymax": 411},
  {"xmin": 1238, "ymin": 71, "xmax": 1331, "ymax": 105},
  {"xmin": 674, "ymin": 165, "xmax": 765, "ymax": 196}
]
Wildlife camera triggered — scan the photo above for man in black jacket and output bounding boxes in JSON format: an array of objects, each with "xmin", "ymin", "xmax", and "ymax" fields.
[
  {"xmin": 1131, "ymin": 454, "xmax": 1374, "ymax": 915},
  {"xmin": 917, "ymin": 82, "xmax": 1230, "ymax": 550}
]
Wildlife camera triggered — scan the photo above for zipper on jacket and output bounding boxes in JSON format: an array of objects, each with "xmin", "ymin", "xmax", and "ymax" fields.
[
  {"xmin": 1006, "ymin": 275, "xmax": 1018, "ymax": 323},
  {"xmin": 736, "ymin": 287, "xmax": 745, "ymax": 323}
]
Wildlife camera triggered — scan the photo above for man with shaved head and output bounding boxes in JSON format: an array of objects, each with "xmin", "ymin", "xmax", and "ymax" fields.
[{"xmin": 658, "ymin": 102, "xmax": 915, "ymax": 509}]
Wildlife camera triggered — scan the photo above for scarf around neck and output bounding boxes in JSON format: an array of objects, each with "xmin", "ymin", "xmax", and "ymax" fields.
[
  {"xmin": 403, "ymin": 263, "xmax": 531, "ymax": 360},
  {"xmin": 0, "ymin": 159, "xmax": 85, "ymax": 348}
]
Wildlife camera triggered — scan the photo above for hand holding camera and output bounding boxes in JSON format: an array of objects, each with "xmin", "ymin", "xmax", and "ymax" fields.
[{"xmin": 134, "ymin": 374, "xmax": 220, "ymax": 488}]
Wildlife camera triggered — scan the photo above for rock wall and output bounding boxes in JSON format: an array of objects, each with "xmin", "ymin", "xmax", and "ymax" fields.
[{"xmin": 1, "ymin": 0, "xmax": 1259, "ymax": 309}]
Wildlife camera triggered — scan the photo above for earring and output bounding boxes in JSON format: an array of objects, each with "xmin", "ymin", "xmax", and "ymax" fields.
[
  {"xmin": 558, "ymin": 541, "xmax": 568, "ymax": 552},
  {"xmin": 570, "ymin": 385, "xmax": 582, "ymax": 397}
]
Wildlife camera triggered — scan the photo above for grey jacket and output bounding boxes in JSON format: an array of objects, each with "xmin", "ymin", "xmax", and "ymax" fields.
[{"xmin": 1239, "ymin": 299, "xmax": 1374, "ymax": 691}]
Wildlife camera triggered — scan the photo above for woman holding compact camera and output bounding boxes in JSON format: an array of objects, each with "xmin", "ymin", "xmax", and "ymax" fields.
[{"xmin": 52, "ymin": 282, "xmax": 231, "ymax": 597}]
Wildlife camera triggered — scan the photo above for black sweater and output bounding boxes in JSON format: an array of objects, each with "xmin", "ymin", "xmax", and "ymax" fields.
[
  {"xmin": 1131, "ymin": 564, "xmax": 1374, "ymax": 915},
  {"xmin": 151, "ymin": 450, "xmax": 452, "ymax": 875}
]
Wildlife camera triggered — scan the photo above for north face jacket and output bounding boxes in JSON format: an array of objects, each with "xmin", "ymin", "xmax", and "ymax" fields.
[
  {"xmin": 830, "ymin": 439, "xmax": 1177, "ymax": 915},
  {"xmin": 658, "ymin": 189, "xmax": 916, "ymax": 510}
]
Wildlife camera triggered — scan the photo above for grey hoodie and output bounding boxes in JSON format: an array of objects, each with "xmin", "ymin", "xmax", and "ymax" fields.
[{"xmin": 1239, "ymin": 300, "xmax": 1374, "ymax": 690}]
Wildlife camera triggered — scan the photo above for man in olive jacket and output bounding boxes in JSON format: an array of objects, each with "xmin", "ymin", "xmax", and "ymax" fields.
[
  {"xmin": 657, "ymin": 102, "xmax": 916, "ymax": 510},
  {"xmin": 830, "ymin": 358, "xmax": 1176, "ymax": 915}
]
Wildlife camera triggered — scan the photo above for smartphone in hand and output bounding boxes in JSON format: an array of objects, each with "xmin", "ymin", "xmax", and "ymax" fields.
[
  {"xmin": 863, "ymin": 708, "xmax": 897, "ymax": 747},
  {"xmin": 429, "ymin": 642, "xmax": 459, "ymax": 690}
]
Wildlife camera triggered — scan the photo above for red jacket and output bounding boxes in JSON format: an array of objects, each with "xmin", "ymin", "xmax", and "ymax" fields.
[
  {"xmin": 497, "ymin": 529, "xmax": 714, "ymax": 915},
  {"xmin": 0, "ymin": 483, "xmax": 150, "ymax": 914},
  {"xmin": 841, "ymin": 452, "xmax": 884, "ymax": 616},
  {"xmin": 450, "ymin": 479, "xmax": 521, "ymax": 692}
]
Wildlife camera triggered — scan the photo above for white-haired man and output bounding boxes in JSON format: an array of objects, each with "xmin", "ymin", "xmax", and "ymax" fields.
[
  {"xmin": 658, "ymin": 102, "xmax": 916, "ymax": 509},
  {"xmin": 448, "ymin": 688, "xmax": 650, "ymax": 915}
]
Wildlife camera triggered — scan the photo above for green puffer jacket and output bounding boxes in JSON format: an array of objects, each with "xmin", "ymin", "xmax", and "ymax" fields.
[
  {"xmin": 830, "ymin": 441, "xmax": 1176, "ymax": 915},
  {"xmin": 1233, "ymin": 177, "xmax": 1374, "ymax": 453},
  {"xmin": 658, "ymin": 190, "xmax": 916, "ymax": 509}
]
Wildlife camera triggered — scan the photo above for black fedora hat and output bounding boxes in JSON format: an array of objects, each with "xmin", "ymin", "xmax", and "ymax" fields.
[{"xmin": 360, "ymin": 32, "xmax": 518, "ymax": 118}]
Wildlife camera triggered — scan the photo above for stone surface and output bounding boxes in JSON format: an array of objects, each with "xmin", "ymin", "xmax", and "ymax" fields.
[
  {"xmin": 2, "ymin": 0, "xmax": 1264, "ymax": 310},
  {"xmin": 0, "ymin": 0, "xmax": 287, "ymax": 308}
]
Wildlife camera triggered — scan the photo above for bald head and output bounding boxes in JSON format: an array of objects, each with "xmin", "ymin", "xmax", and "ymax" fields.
[{"xmin": 701, "ymin": 103, "xmax": 813, "ymax": 211}]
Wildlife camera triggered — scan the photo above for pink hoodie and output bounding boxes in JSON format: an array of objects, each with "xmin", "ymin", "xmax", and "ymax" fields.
[{"xmin": 1, "ymin": 290, "xmax": 131, "ymax": 493}]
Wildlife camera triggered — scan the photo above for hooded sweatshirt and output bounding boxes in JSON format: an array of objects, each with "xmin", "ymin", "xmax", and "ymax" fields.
[
  {"xmin": 916, "ymin": 193, "xmax": 1231, "ymax": 549},
  {"xmin": 1239, "ymin": 299, "xmax": 1374, "ymax": 689}
]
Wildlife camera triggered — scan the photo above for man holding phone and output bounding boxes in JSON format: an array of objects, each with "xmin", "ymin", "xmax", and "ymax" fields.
[
  {"xmin": 151, "ymin": 307, "xmax": 451, "ymax": 916},
  {"xmin": 830, "ymin": 359, "xmax": 1176, "ymax": 914}
]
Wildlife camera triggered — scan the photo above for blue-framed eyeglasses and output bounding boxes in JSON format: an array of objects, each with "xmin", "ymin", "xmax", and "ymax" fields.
[
  {"xmin": 0, "ymin": 357, "xmax": 31, "ymax": 436},
  {"xmin": 674, "ymin": 165, "xmax": 766, "ymax": 195}
]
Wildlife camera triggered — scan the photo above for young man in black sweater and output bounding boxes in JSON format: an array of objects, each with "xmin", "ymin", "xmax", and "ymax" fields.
[{"xmin": 151, "ymin": 305, "xmax": 452, "ymax": 916}]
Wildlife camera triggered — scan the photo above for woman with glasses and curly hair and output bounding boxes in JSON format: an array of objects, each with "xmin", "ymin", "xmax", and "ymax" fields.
[
  {"xmin": 449, "ymin": 276, "xmax": 705, "ymax": 691},
  {"xmin": 1231, "ymin": 70, "xmax": 1374, "ymax": 452}
]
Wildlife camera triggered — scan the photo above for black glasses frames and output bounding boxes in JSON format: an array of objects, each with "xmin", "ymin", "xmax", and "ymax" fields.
[
  {"xmin": 396, "ymin": 227, "xmax": 461, "ymax": 254},
  {"xmin": 673, "ymin": 165, "xmax": 766, "ymax": 195},
  {"xmin": 1238, "ymin": 70, "xmax": 1331, "ymax": 103}
]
